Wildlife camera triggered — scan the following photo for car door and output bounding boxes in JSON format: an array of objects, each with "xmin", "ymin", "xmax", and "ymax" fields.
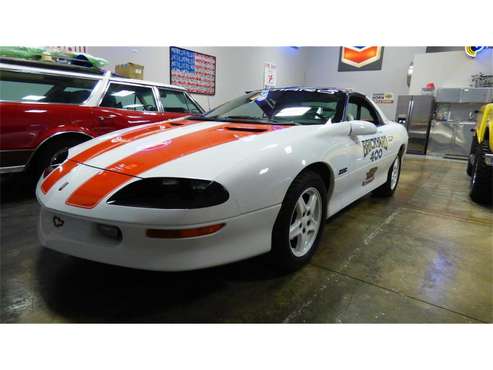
[
  {"xmin": 0, "ymin": 68, "xmax": 100, "ymax": 168},
  {"xmin": 333, "ymin": 94, "xmax": 394, "ymax": 208},
  {"xmin": 94, "ymin": 82, "xmax": 164, "ymax": 136}
]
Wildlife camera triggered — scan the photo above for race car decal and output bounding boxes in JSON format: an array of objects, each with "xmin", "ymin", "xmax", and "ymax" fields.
[
  {"xmin": 361, "ymin": 135, "xmax": 389, "ymax": 162},
  {"xmin": 66, "ymin": 123, "xmax": 291, "ymax": 208},
  {"xmin": 362, "ymin": 167, "xmax": 378, "ymax": 186},
  {"xmin": 41, "ymin": 119, "xmax": 197, "ymax": 194}
]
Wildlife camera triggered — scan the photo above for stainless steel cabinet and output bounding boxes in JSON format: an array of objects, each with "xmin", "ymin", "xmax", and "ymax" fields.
[
  {"xmin": 428, "ymin": 120, "xmax": 475, "ymax": 158},
  {"xmin": 395, "ymin": 95, "xmax": 434, "ymax": 155}
]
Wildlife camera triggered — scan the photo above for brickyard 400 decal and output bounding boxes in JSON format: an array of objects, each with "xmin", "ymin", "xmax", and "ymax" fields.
[{"xmin": 361, "ymin": 135, "xmax": 389, "ymax": 162}]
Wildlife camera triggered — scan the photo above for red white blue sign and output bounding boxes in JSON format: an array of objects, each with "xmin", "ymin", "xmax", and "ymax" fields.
[{"xmin": 170, "ymin": 47, "xmax": 216, "ymax": 95}]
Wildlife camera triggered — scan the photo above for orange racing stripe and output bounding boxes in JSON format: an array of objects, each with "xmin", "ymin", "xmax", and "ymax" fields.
[
  {"xmin": 66, "ymin": 123, "xmax": 289, "ymax": 208},
  {"xmin": 40, "ymin": 119, "xmax": 196, "ymax": 194}
]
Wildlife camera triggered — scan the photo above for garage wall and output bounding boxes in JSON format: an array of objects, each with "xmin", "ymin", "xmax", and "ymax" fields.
[
  {"xmin": 88, "ymin": 47, "xmax": 489, "ymax": 120},
  {"xmin": 303, "ymin": 47, "xmax": 426, "ymax": 119},
  {"xmin": 409, "ymin": 49, "xmax": 493, "ymax": 94},
  {"xmin": 87, "ymin": 46, "xmax": 308, "ymax": 110}
]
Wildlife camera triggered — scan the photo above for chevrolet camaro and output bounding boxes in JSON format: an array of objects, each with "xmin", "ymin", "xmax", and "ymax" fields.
[{"xmin": 36, "ymin": 88, "xmax": 408, "ymax": 271}]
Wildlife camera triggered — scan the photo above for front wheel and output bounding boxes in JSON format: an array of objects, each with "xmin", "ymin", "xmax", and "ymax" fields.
[
  {"xmin": 372, "ymin": 153, "xmax": 402, "ymax": 197},
  {"xmin": 470, "ymin": 140, "xmax": 493, "ymax": 205},
  {"xmin": 270, "ymin": 171, "xmax": 327, "ymax": 271}
]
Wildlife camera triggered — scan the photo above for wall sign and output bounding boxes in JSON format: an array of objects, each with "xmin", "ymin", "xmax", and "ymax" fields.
[
  {"xmin": 170, "ymin": 47, "xmax": 216, "ymax": 95},
  {"xmin": 264, "ymin": 62, "xmax": 277, "ymax": 88},
  {"xmin": 338, "ymin": 46, "xmax": 384, "ymax": 72},
  {"xmin": 372, "ymin": 92, "xmax": 394, "ymax": 104},
  {"xmin": 464, "ymin": 46, "xmax": 486, "ymax": 58}
]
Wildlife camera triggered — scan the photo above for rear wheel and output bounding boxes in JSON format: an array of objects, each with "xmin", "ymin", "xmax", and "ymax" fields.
[
  {"xmin": 470, "ymin": 139, "xmax": 493, "ymax": 205},
  {"xmin": 270, "ymin": 171, "xmax": 327, "ymax": 271},
  {"xmin": 372, "ymin": 153, "xmax": 402, "ymax": 197}
]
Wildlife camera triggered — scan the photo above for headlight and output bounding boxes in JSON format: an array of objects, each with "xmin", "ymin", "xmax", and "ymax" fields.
[{"xmin": 107, "ymin": 177, "xmax": 229, "ymax": 209}]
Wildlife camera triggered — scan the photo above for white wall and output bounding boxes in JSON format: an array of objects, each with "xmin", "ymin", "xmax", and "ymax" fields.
[
  {"xmin": 409, "ymin": 49, "xmax": 493, "ymax": 94},
  {"xmin": 303, "ymin": 47, "xmax": 426, "ymax": 119},
  {"xmin": 87, "ymin": 47, "xmax": 491, "ymax": 120},
  {"xmin": 87, "ymin": 46, "xmax": 308, "ymax": 110}
]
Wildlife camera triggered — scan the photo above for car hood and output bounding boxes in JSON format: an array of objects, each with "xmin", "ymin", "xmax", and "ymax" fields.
[
  {"xmin": 39, "ymin": 119, "xmax": 307, "ymax": 209},
  {"xmin": 70, "ymin": 119, "xmax": 297, "ymax": 176}
]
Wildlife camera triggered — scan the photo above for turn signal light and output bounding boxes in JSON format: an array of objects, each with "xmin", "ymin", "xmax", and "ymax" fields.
[{"xmin": 146, "ymin": 223, "xmax": 225, "ymax": 239}]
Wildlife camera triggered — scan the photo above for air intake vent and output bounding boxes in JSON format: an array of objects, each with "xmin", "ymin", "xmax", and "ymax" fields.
[{"xmin": 225, "ymin": 126, "xmax": 268, "ymax": 133}]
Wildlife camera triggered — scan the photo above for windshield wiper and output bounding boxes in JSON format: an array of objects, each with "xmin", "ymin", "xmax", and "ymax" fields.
[
  {"xmin": 220, "ymin": 115, "xmax": 299, "ymax": 125},
  {"xmin": 189, "ymin": 114, "xmax": 298, "ymax": 125}
]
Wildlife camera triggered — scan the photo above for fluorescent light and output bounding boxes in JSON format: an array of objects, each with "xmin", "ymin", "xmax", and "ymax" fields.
[
  {"xmin": 22, "ymin": 95, "xmax": 45, "ymax": 101},
  {"xmin": 275, "ymin": 107, "xmax": 311, "ymax": 117},
  {"xmin": 112, "ymin": 90, "xmax": 135, "ymax": 97}
]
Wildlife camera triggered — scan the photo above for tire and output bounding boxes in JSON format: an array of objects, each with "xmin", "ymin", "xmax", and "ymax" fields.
[
  {"xmin": 467, "ymin": 137, "xmax": 478, "ymax": 176},
  {"xmin": 470, "ymin": 139, "xmax": 493, "ymax": 205},
  {"xmin": 28, "ymin": 136, "xmax": 90, "ymax": 183},
  {"xmin": 372, "ymin": 153, "xmax": 402, "ymax": 197},
  {"xmin": 270, "ymin": 171, "xmax": 327, "ymax": 271}
]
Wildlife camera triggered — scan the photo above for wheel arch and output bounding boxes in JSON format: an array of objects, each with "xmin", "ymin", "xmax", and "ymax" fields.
[
  {"xmin": 26, "ymin": 131, "xmax": 93, "ymax": 169},
  {"xmin": 399, "ymin": 143, "xmax": 406, "ymax": 157},
  {"xmin": 293, "ymin": 161, "xmax": 335, "ymax": 201}
]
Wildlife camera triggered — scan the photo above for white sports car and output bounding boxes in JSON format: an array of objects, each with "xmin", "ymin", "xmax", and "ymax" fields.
[{"xmin": 37, "ymin": 88, "xmax": 408, "ymax": 271}]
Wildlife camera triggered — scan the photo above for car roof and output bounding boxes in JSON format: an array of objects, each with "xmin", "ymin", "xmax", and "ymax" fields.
[
  {"xmin": 0, "ymin": 57, "xmax": 186, "ymax": 92},
  {"xmin": 109, "ymin": 76, "xmax": 185, "ymax": 91}
]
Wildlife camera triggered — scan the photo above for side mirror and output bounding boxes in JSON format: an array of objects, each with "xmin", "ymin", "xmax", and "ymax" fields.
[{"xmin": 350, "ymin": 120, "xmax": 378, "ymax": 136}]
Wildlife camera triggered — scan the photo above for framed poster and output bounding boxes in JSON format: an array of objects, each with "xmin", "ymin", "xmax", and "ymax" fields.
[
  {"xmin": 170, "ymin": 47, "xmax": 216, "ymax": 95},
  {"xmin": 338, "ymin": 46, "xmax": 384, "ymax": 72}
]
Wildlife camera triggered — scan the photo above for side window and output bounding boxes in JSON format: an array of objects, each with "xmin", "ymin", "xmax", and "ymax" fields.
[
  {"xmin": 347, "ymin": 96, "xmax": 382, "ymax": 125},
  {"xmin": 159, "ymin": 89, "xmax": 198, "ymax": 113},
  {"xmin": 184, "ymin": 94, "xmax": 203, "ymax": 114},
  {"xmin": 360, "ymin": 105, "xmax": 376, "ymax": 123},
  {"xmin": 0, "ymin": 70, "xmax": 97, "ymax": 104},
  {"xmin": 346, "ymin": 102, "xmax": 358, "ymax": 121},
  {"xmin": 100, "ymin": 83, "xmax": 158, "ymax": 111}
]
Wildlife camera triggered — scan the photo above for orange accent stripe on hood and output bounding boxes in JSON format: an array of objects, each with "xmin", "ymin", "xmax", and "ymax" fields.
[
  {"xmin": 40, "ymin": 119, "xmax": 196, "ymax": 194},
  {"xmin": 66, "ymin": 123, "xmax": 289, "ymax": 209}
]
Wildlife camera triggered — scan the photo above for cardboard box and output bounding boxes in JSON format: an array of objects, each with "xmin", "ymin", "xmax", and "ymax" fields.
[{"xmin": 115, "ymin": 62, "xmax": 144, "ymax": 80}]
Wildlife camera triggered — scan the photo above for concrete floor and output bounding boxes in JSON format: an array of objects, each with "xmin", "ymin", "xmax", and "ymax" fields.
[{"xmin": 1, "ymin": 156, "xmax": 492, "ymax": 323}]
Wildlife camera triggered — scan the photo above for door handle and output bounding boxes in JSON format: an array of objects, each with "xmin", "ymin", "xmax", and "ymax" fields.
[{"xmin": 98, "ymin": 116, "xmax": 105, "ymax": 121}]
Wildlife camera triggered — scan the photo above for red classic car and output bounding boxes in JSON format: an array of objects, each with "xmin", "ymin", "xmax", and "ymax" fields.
[{"xmin": 0, "ymin": 57, "xmax": 204, "ymax": 179}]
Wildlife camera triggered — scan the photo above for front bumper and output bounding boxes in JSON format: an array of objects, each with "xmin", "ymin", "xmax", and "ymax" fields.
[{"xmin": 38, "ymin": 204, "xmax": 281, "ymax": 271}]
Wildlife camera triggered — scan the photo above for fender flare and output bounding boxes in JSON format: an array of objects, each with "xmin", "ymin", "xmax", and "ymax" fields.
[{"xmin": 26, "ymin": 131, "xmax": 94, "ymax": 169}]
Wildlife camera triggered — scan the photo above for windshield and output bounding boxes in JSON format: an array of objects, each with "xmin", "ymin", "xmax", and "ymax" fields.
[{"xmin": 200, "ymin": 89, "xmax": 346, "ymax": 125}]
